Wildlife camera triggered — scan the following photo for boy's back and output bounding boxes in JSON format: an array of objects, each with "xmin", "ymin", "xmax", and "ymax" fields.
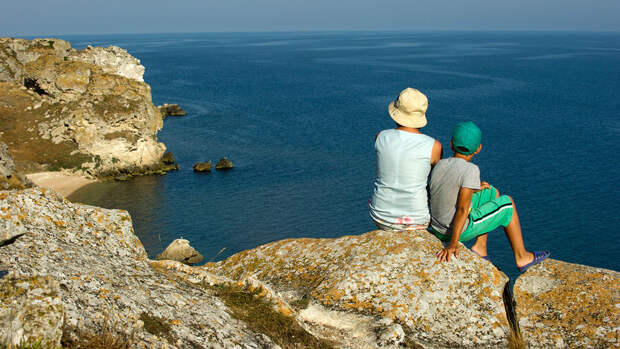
[{"xmin": 429, "ymin": 157, "xmax": 480, "ymax": 234}]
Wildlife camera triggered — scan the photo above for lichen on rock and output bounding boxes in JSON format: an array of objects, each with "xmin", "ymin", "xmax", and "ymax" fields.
[
  {"xmin": 0, "ymin": 188, "xmax": 278, "ymax": 348},
  {"xmin": 514, "ymin": 258, "xmax": 619, "ymax": 348},
  {"xmin": 196, "ymin": 229, "xmax": 511, "ymax": 348},
  {"xmin": 0, "ymin": 274, "xmax": 64, "ymax": 348}
]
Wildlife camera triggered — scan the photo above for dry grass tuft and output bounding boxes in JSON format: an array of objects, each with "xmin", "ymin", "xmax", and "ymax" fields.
[
  {"xmin": 61, "ymin": 316, "xmax": 136, "ymax": 349},
  {"xmin": 507, "ymin": 327, "xmax": 526, "ymax": 349},
  {"xmin": 211, "ymin": 285, "xmax": 334, "ymax": 349}
]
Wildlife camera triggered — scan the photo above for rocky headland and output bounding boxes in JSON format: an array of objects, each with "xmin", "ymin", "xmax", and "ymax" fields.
[{"xmin": 0, "ymin": 38, "xmax": 169, "ymax": 178}]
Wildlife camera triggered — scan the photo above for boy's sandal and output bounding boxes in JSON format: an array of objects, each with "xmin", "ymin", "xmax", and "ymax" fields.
[
  {"xmin": 518, "ymin": 250, "xmax": 550, "ymax": 273},
  {"xmin": 472, "ymin": 250, "xmax": 492, "ymax": 263}
]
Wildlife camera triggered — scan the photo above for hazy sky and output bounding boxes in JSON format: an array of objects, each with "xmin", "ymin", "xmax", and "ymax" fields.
[{"xmin": 2, "ymin": 0, "xmax": 619, "ymax": 36}]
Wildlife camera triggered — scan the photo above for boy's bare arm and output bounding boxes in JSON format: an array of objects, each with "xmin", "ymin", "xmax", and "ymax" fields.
[
  {"xmin": 473, "ymin": 181, "xmax": 490, "ymax": 193},
  {"xmin": 430, "ymin": 140, "xmax": 443, "ymax": 167},
  {"xmin": 437, "ymin": 186, "xmax": 473, "ymax": 262}
]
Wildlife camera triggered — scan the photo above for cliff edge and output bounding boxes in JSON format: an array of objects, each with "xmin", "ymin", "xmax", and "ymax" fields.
[
  {"xmin": 1, "ymin": 187, "xmax": 618, "ymax": 348},
  {"xmin": 0, "ymin": 38, "xmax": 166, "ymax": 177}
]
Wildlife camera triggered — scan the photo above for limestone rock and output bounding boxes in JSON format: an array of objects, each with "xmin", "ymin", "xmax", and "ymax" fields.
[
  {"xmin": 70, "ymin": 45, "xmax": 145, "ymax": 82},
  {"xmin": 215, "ymin": 157, "xmax": 233, "ymax": 171},
  {"xmin": 156, "ymin": 238, "xmax": 204, "ymax": 265},
  {"xmin": 0, "ymin": 142, "xmax": 15, "ymax": 174},
  {"xmin": 158, "ymin": 103, "xmax": 187, "ymax": 118},
  {"xmin": 202, "ymin": 229, "xmax": 511, "ymax": 348},
  {"xmin": 0, "ymin": 274, "xmax": 64, "ymax": 348},
  {"xmin": 514, "ymin": 259, "xmax": 619, "ymax": 348},
  {"xmin": 0, "ymin": 191, "xmax": 26, "ymax": 246},
  {"xmin": 0, "ymin": 38, "xmax": 166, "ymax": 177},
  {"xmin": 0, "ymin": 188, "xmax": 278, "ymax": 348},
  {"xmin": 193, "ymin": 161, "xmax": 212, "ymax": 172},
  {"xmin": 0, "ymin": 142, "xmax": 31, "ymax": 191}
]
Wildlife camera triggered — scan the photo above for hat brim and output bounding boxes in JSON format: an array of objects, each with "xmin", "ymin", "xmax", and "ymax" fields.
[{"xmin": 388, "ymin": 101, "xmax": 427, "ymax": 128}]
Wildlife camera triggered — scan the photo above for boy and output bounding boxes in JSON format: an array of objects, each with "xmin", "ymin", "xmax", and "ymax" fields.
[{"xmin": 428, "ymin": 121, "xmax": 549, "ymax": 272}]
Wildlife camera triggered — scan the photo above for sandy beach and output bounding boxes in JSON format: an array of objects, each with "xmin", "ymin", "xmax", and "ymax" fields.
[{"xmin": 25, "ymin": 172, "xmax": 96, "ymax": 198}]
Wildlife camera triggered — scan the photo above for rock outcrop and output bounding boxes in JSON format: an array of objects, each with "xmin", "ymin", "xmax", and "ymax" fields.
[
  {"xmin": 0, "ymin": 38, "xmax": 167, "ymax": 177},
  {"xmin": 161, "ymin": 151, "xmax": 175, "ymax": 165},
  {"xmin": 0, "ymin": 188, "xmax": 277, "ymax": 348},
  {"xmin": 0, "ymin": 275, "xmax": 64, "ymax": 348},
  {"xmin": 158, "ymin": 103, "xmax": 186, "ymax": 118},
  {"xmin": 160, "ymin": 151, "xmax": 179, "ymax": 172},
  {"xmin": 193, "ymin": 161, "xmax": 212, "ymax": 172},
  {"xmin": 215, "ymin": 157, "xmax": 233, "ymax": 171},
  {"xmin": 0, "ymin": 141, "xmax": 30, "ymax": 190},
  {"xmin": 514, "ymin": 259, "xmax": 619, "ymax": 348},
  {"xmin": 156, "ymin": 238, "xmax": 204, "ymax": 265},
  {"xmin": 192, "ymin": 230, "xmax": 511, "ymax": 348}
]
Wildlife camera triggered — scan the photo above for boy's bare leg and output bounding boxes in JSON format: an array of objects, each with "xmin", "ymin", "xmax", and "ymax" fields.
[
  {"xmin": 504, "ymin": 196, "xmax": 534, "ymax": 268},
  {"xmin": 471, "ymin": 233, "xmax": 488, "ymax": 257},
  {"xmin": 470, "ymin": 185, "xmax": 496, "ymax": 257}
]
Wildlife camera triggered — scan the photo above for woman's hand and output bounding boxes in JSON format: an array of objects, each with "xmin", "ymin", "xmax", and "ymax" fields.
[{"xmin": 437, "ymin": 245, "xmax": 459, "ymax": 262}]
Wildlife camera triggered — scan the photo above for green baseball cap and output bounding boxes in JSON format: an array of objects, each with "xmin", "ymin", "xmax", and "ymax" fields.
[{"xmin": 451, "ymin": 121, "xmax": 481, "ymax": 155}]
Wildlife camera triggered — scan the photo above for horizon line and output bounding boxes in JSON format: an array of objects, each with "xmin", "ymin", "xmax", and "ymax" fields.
[{"xmin": 5, "ymin": 28, "xmax": 620, "ymax": 38}]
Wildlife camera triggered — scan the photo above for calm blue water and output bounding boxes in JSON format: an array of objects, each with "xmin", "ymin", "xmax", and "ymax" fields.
[{"xmin": 62, "ymin": 31, "xmax": 620, "ymax": 281}]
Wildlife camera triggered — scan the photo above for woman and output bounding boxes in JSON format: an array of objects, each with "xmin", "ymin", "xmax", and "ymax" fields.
[{"xmin": 369, "ymin": 88, "xmax": 442, "ymax": 231}]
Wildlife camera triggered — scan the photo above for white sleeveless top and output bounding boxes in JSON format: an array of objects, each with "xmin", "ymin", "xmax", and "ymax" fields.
[{"xmin": 369, "ymin": 129, "xmax": 435, "ymax": 227}]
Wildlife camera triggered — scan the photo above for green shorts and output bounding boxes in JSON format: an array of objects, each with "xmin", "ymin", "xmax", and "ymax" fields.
[{"xmin": 433, "ymin": 187, "xmax": 513, "ymax": 242}]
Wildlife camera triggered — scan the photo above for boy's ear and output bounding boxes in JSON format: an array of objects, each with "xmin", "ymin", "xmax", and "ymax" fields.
[{"xmin": 474, "ymin": 144, "xmax": 482, "ymax": 155}]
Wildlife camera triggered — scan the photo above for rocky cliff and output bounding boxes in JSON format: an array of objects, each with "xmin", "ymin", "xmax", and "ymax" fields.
[
  {"xmin": 1, "ymin": 187, "xmax": 618, "ymax": 348},
  {"xmin": 0, "ymin": 38, "xmax": 166, "ymax": 177},
  {"xmin": 0, "ymin": 188, "xmax": 277, "ymax": 348}
]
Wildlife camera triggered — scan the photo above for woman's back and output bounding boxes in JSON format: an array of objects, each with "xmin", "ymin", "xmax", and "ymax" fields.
[{"xmin": 370, "ymin": 129, "xmax": 435, "ymax": 227}]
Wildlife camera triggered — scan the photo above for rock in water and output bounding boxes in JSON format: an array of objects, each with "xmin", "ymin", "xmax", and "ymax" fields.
[
  {"xmin": 0, "ymin": 275, "xmax": 64, "ymax": 348},
  {"xmin": 0, "ymin": 38, "xmax": 166, "ymax": 177},
  {"xmin": 215, "ymin": 157, "xmax": 233, "ymax": 171},
  {"xmin": 193, "ymin": 161, "xmax": 212, "ymax": 172},
  {"xmin": 200, "ymin": 229, "xmax": 511, "ymax": 348},
  {"xmin": 0, "ymin": 188, "xmax": 277, "ymax": 348},
  {"xmin": 514, "ymin": 259, "xmax": 619, "ymax": 348},
  {"xmin": 156, "ymin": 238, "xmax": 204, "ymax": 265},
  {"xmin": 161, "ymin": 151, "xmax": 175, "ymax": 165},
  {"xmin": 158, "ymin": 103, "xmax": 187, "ymax": 118}
]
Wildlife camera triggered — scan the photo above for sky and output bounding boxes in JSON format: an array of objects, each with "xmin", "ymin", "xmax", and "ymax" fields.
[{"xmin": 1, "ymin": 0, "xmax": 619, "ymax": 36}]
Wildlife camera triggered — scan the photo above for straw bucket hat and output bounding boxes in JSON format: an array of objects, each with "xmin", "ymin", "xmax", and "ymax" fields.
[{"xmin": 388, "ymin": 88, "xmax": 428, "ymax": 128}]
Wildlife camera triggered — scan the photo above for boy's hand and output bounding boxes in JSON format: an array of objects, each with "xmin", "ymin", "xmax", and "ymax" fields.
[
  {"xmin": 437, "ymin": 245, "xmax": 459, "ymax": 262},
  {"xmin": 480, "ymin": 181, "xmax": 491, "ymax": 190}
]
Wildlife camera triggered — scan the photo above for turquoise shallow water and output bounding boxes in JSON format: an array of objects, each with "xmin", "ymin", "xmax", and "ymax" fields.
[{"xmin": 61, "ymin": 31, "xmax": 620, "ymax": 281}]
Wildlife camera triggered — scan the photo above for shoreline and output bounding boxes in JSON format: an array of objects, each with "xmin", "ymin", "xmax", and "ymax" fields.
[{"xmin": 25, "ymin": 171, "xmax": 96, "ymax": 198}]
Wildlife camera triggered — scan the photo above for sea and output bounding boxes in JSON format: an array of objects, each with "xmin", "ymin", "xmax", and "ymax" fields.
[{"xmin": 56, "ymin": 31, "xmax": 619, "ymax": 281}]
